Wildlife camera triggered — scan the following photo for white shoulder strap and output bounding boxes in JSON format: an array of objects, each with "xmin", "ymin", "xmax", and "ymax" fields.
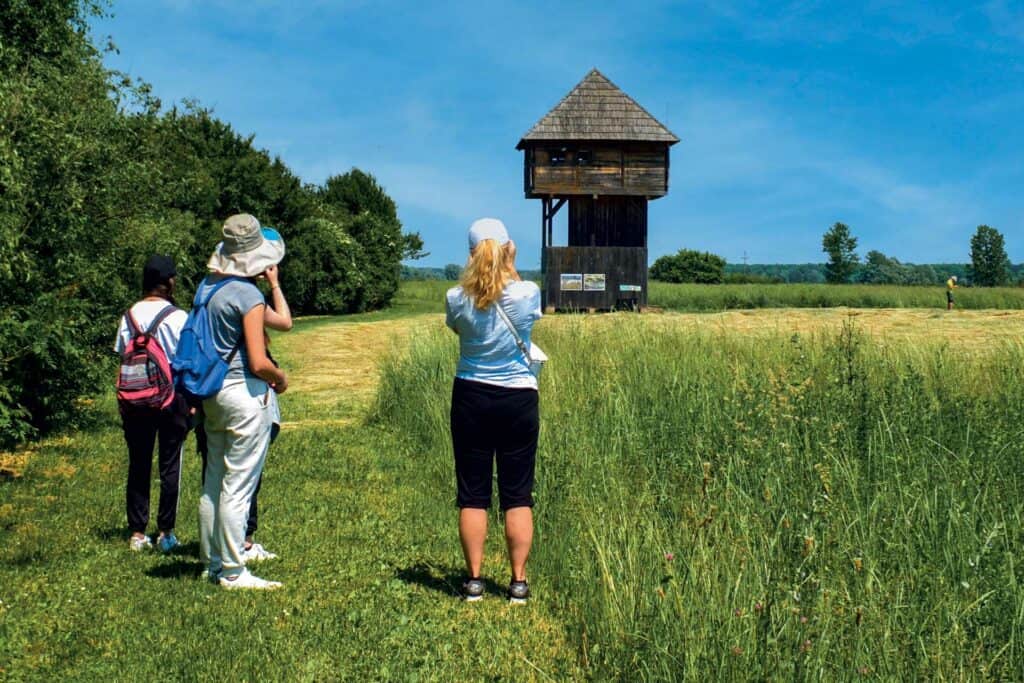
[{"xmin": 494, "ymin": 302, "xmax": 533, "ymax": 364}]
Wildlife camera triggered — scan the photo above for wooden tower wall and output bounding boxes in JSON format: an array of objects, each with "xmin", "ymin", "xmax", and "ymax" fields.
[
  {"xmin": 524, "ymin": 144, "xmax": 669, "ymax": 198},
  {"xmin": 568, "ymin": 196, "xmax": 647, "ymax": 247}
]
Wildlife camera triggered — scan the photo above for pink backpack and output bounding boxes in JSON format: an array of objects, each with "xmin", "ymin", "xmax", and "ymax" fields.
[{"xmin": 116, "ymin": 305, "xmax": 178, "ymax": 412}]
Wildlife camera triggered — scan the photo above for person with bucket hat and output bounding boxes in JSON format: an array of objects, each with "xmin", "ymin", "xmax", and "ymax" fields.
[
  {"xmin": 444, "ymin": 218, "xmax": 544, "ymax": 604},
  {"xmin": 195, "ymin": 214, "xmax": 288, "ymax": 590},
  {"xmin": 113, "ymin": 255, "xmax": 189, "ymax": 553},
  {"xmin": 194, "ymin": 259, "xmax": 292, "ymax": 564}
]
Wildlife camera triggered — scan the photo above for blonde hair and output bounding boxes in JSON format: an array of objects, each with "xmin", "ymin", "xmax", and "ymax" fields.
[{"xmin": 459, "ymin": 239, "xmax": 518, "ymax": 310}]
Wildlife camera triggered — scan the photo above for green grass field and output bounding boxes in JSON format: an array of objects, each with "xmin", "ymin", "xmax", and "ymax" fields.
[
  {"xmin": 2, "ymin": 283, "xmax": 1023, "ymax": 680},
  {"xmin": 401, "ymin": 279, "xmax": 1024, "ymax": 312}
]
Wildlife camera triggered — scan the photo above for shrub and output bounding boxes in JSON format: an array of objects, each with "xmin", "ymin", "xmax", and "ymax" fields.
[{"xmin": 650, "ymin": 249, "xmax": 726, "ymax": 283}]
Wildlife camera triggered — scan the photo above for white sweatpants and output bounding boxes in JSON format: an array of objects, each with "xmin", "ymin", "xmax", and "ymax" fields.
[{"xmin": 198, "ymin": 377, "xmax": 273, "ymax": 578}]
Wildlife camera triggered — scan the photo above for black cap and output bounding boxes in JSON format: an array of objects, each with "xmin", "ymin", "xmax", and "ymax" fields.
[{"xmin": 143, "ymin": 254, "xmax": 177, "ymax": 291}]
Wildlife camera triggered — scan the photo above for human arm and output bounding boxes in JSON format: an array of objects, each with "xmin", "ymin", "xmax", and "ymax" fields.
[
  {"xmin": 445, "ymin": 290, "xmax": 458, "ymax": 333},
  {"xmin": 243, "ymin": 305, "xmax": 288, "ymax": 393},
  {"xmin": 262, "ymin": 265, "xmax": 293, "ymax": 332}
]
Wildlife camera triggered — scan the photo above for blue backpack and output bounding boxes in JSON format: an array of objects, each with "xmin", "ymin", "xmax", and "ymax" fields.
[{"xmin": 172, "ymin": 276, "xmax": 245, "ymax": 401}]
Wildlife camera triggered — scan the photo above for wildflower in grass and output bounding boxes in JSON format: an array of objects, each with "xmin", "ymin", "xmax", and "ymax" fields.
[
  {"xmin": 734, "ymin": 608, "xmax": 743, "ymax": 617},
  {"xmin": 731, "ymin": 646, "xmax": 743, "ymax": 656},
  {"xmin": 664, "ymin": 552, "xmax": 674, "ymax": 561},
  {"xmin": 754, "ymin": 601, "xmax": 764, "ymax": 613},
  {"xmin": 800, "ymin": 639, "xmax": 812, "ymax": 653},
  {"xmin": 802, "ymin": 536, "xmax": 815, "ymax": 556},
  {"xmin": 857, "ymin": 666, "xmax": 871, "ymax": 676},
  {"xmin": 800, "ymin": 615, "xmax": 808, "ymax": 624},
  {"xmin": 853, "ymin": 557, "xmax": 863, "ymax": 572}
]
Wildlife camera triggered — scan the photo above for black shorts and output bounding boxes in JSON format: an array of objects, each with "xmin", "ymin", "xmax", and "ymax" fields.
[
  {"xmin": 947, "ymin": 291, "xmax": 954, "ymax": 303},
  {"xmin": 450, "ymin": 378, "xmax": 539, "ymax": 510}
]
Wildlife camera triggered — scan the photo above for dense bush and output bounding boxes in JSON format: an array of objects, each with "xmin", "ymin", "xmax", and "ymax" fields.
[
  {"xmin": 650, "ymin": 249, "xmax": 726, "ymax": 283},
  {"xmin": 0, "ymin": 0, "xmax": 421, "ymax": 446},
  {"xmin": 856, "ymin": 250, "xmax": 938, "ymax": 285}
]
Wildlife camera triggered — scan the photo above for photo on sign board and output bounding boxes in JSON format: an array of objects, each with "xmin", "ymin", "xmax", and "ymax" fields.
[
  {"xmin": 560, "ymin": 274, "xmax": 583, "ymax": 291},
  {"xmin": 584, "ymin": 274, "xmax": 606, "ymax": 291}
]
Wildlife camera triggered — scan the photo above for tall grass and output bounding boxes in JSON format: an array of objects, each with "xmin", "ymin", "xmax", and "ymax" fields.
[
  {"xmin": 400, "ymin": 280, "xmax": 1024, "ymax": 313},
  {"xmin": 373, "ymin": 319, "xmax": 1024, "ymax": 679},
  {"xmin": 649, "ymin": 282, "xmax": 1024, "ymax": 311}
]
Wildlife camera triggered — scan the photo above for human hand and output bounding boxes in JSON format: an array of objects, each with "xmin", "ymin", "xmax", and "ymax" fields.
[
  {"xmin": 264, "ymin": 264, "xmax": 280, "ymax": 287},
  {"xmin": 272, "ymin": 373, "xmax": 288, "ymax": 395}
]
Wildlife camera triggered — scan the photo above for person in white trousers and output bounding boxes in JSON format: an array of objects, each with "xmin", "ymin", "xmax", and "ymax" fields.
[{"xmin": 197, "ymin": 214, "xmax": 289, "ymax": 590}]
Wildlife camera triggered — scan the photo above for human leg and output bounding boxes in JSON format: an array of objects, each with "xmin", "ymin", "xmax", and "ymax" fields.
[
  {"xmin": 122, "ymin": 411, "xmax": 158, "ymax": 540},
  {"xmin": 245, "ymin": 473, "xmax": 261, "ymax": 544},
  {"xmin": 459, "ymin": 509, "xmax": 488, "ymax": 579},
  {"xmin": 198, "ymin": 412, "xmax": 227, "ymax": 572},
  {"xmin": 451, "ymin": 379, "xmax": 496, "ymax": 580},
  {"xmin": 214, "ymin": 378, "xmax": 273, "ymax": 582},
  {"xmin": 154, "ymin": 396, "xmax": 188, "ymax": 540},
  {"xmin": 495, "ymin": 388, "xmax": 539, "ymax": 583}
]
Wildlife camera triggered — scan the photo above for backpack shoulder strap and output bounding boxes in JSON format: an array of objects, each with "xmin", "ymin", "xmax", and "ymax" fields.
[
  {"xmin": 194, "ymin": 276, "xmax": 243, "ymax": 307},
  {"xmin": 144, "ymin": 305, "xmax": 178, "ymax": 337},
  {"xmin": 124, "ymin": 309, "xmax": 141, "ymax": 337}
]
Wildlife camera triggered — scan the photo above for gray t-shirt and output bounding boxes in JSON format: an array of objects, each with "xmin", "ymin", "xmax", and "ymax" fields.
[{"xmin": 195, "ymin": 275, "xmax": 265, "ymax": 381}]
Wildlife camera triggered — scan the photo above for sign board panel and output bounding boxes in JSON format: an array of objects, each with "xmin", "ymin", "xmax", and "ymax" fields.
[
  {"xmin": 583, "ymin": 274, "xmax": 606, "ymax": 291},
  {"xmin": 560, "ymin": 274, "xmax": 583, "ymax": 291},
  {"xmin": 619, "ymin": 284, "xmax": 642, "ymax": 292}
]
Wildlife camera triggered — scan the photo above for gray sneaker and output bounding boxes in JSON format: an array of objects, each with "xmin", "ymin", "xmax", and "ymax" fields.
[
  {"xmin": 508, "ymin": 580, "xmax": 530, "ymax": 604},
  {"xmin": 462, "ymin": 577, "xmax": 485, "ymax": 602}
]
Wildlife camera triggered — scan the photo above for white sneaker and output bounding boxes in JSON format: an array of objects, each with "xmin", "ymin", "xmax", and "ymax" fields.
[
  {"xmin": 129, "ymin": 535, "xmax": 152, "ymax": 552},
  {"xmin": 219, "ymin": 570, "xmax": 282, "ymax": 590},
  {"xmin": 242, "ymin": 543, "xmax": 278, "ymax": 563}
]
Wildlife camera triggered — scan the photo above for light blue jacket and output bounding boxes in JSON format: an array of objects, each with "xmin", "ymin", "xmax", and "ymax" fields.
[{"xmin": 445, "ymin": 281, "xmax": 542, "ymax": 390}]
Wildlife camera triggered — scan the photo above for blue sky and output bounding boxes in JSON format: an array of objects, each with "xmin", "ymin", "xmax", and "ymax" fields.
[{"xmin": 92, "ymin": 1, "xmax": 1024, "ymax": 268}]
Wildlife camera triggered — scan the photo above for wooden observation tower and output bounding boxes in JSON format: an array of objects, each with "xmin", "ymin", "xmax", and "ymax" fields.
[{"xmin": 517, "ymin": 69, "xmax": 678, "ymax": 310}]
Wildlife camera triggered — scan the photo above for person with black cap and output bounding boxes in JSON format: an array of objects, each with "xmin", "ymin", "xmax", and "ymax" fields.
[{"xmin": 113, "ymin": 254, "xmax": 190, "ymax": 553}]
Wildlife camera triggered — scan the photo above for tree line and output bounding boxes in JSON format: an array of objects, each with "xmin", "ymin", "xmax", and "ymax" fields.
[
  {"xmin": 0, "ymin": 0, "xmax": 423, "ymax": 446},
  {"xmin": 650, "ymin": 224, "xmax": 1018, "ymax": 286}
]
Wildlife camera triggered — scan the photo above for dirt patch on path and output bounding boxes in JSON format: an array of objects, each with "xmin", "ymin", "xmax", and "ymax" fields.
[{"xmin": 272, "ymin": 315, "xmax": 443, "ymax": 413}]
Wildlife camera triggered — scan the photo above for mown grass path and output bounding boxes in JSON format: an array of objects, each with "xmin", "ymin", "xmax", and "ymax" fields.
[{"xmin": 2, "ymin": 304, "xmax": 1022, "ymax": 680}]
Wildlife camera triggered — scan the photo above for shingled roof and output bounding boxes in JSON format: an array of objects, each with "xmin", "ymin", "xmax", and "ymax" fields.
[{"xmin": 516, "ymin": 69, "xmax": 679, "ymax": 149}]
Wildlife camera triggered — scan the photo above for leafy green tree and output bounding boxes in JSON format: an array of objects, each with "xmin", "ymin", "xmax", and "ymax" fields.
[
  {"xmin": 969, "ymin": 225, "xmax": 1010, "ymax": 287},
  {"xmin": 649, "ymin": 249, "xmax": 726, "ymax": 284},
  {"xmin": 279, "ymin": 217, "xmax": 363, "ymax": 314},
  {"xmin": 0, "ymin": 0, "xmax": 422, "ymax": 445},
  {"xmin": 822, "ymin": 222, "xmax": 859, "ymax": 284},
  {"xmin": 443, "ymin": 264, "xmax": 462, "ymax": 281}
]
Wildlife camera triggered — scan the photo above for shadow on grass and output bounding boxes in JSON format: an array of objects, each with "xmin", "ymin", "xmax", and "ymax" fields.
[
  {"xmin": 395, "ymin": 563, "xmax": 503, "ymax": 597},
  {"xmin": 145, "ymin": 560, "xmax": 203, "ymax": 580},
  {"xmin": 93, "ymin": 526, "xmax": 125, "ymax": 541}
]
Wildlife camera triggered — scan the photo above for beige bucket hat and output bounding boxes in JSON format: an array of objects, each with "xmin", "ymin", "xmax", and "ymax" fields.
[{"xmin": 207, "ymin": 213, "xmax": 285, "ymax": 277}]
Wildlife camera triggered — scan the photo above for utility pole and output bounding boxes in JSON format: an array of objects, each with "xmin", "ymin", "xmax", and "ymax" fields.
[{"xmin": 742, "ymin": 251, "xmax": 749, "ymax": 271}]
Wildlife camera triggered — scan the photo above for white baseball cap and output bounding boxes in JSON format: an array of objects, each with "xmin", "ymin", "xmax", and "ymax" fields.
[{"xmin": 467, "ymin": 218, "xmax": 509, "ymax": 252}]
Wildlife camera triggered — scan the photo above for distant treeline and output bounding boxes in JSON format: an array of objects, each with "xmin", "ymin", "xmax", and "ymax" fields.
[
  {"xmin": 402, "ymin": 262, "xmax": 1023, "ymax": 286},
  {"xmin": 402, "ymin": 265, "xmax": 542, "ymax": 282},
  {"xmin": 724, "ymin": 262, "xmax": 1023, "ymax": 285}
]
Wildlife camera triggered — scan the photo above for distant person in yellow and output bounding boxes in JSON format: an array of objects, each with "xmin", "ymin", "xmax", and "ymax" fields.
[{"xmin": 946, "ymin": 275, "xmax": 958, "ymax": 310}]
